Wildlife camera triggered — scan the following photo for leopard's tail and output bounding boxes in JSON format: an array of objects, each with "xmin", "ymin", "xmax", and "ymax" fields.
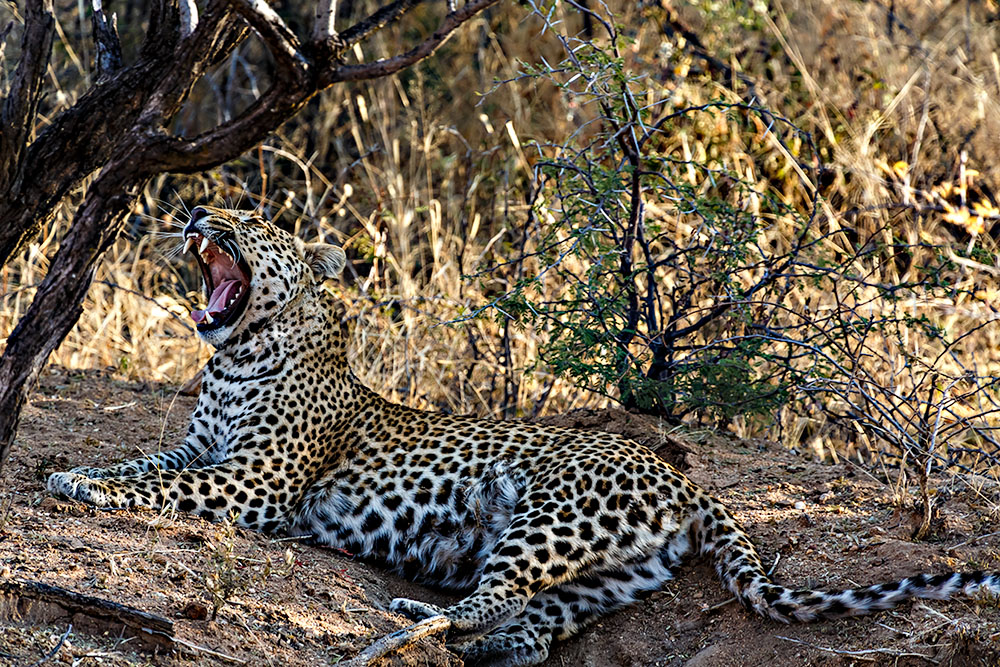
[{"xmin": 692, "ymin": 491, "xmax": 1000, "ymax": 622}]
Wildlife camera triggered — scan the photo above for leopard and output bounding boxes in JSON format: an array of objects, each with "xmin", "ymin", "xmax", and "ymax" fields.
[{"xmin": 48, "ymin": 206, "xmax": 1000, "ymax": 667}]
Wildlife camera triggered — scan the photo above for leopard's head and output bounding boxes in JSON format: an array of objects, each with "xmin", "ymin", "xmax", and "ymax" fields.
[{"xmin": 181, "ymin": 206, "xmax": 346, "ymax": 347}]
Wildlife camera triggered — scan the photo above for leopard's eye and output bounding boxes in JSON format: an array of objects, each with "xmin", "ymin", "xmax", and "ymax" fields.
[{"xmin": 238, "ymin": 213, "xmax": 268, "ymax": 227}]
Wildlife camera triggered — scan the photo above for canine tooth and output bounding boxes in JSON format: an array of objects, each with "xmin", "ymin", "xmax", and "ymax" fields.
[
  {"xmin": 199, "ymin": 237, "xmax": 210, "ymax": 253},
  {"xmin": 204, "ymin": 312, "xmax": 214, "ymax": 324},
  {"xmin": 184, "ymin": 237, "xmax": 195, "ymax": 253}
]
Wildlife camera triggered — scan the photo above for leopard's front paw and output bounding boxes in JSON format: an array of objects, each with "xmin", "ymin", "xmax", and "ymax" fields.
[
  {"xmin": 389, "ymin": 597, "xmax": 447, "ymax": 622},
  {"xmin": 46, "ymin": 472, "xmax": 112, "ymax": 506}
]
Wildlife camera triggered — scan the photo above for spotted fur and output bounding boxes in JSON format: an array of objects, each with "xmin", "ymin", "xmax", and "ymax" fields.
[{"xmin": 48, "ymin": 207, "xmax": 1000, "ymax": 666}]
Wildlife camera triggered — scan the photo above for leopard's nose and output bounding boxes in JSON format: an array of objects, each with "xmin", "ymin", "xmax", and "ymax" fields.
[
  {"xmin": 184, "ymin": 207, "xmax": 212, "ymax": 237},
  {"xmin": 189, "ymin": 207, "xmax": 211, "ymax": 225}
]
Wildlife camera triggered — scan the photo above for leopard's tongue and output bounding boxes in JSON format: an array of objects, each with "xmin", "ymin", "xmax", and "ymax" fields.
[{"xmin": 191, "ymin": 279, "xmax": 240, "ymax": 324}]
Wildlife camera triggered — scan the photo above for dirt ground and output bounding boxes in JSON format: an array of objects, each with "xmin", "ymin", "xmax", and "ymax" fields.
[{"xmin": 1, "ymin": 367, "xmax": 999, "ymax": 666}]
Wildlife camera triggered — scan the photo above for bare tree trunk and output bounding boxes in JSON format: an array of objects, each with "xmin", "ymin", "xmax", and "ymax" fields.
[
  {"xmin": 0, "ymin": 0, "xmax": 501, "ymax": 471},
  {"xmin": 0, "ymin": 162, "xmax": 148, "ymax": 475},
  {"xmin": 0, "ymin": 0, "xmax": 244, "ymax": 467}
]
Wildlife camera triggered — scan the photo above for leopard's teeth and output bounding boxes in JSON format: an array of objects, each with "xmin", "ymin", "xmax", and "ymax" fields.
[
  {"xmin": 184, "ymin": 237, "xmax": 195, "ymax": 253},
  {"xmin": 204, "ymin": 312, "xmax": 214, "ymax": 324},
  {"xmin": 199, "ymin": 237, "xmax": 210, "ymax": 254}
]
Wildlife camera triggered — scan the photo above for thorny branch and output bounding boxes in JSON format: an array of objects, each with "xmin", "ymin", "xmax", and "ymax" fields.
[{"xmin": 468, "ymin": 0, "xmax": 1000, "ymax": 502}]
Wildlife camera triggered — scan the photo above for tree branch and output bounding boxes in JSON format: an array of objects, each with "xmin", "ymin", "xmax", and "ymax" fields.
[
  {"xmin": 0, "ymin": 145, "xmax": 149, "ymax": 471},
  {"xmin": 326, "ymin": 0, "xmax": 498, "ymax": 84},
  {"xmin": 0, "ymin": 0, "xmax": 55, "ymax": 194},
  {"xmin": 312, "ymin": 0, "xmax": 339, "ymax": 43},
  {"xmin": 659, "ymin": 7, "xmax": 759, "ymax": 102},
  {"xmin": 91, "ymin": 0, "xmax": 123, "ymax": 81},
  {"xmin": 341, "ymin": 616, "xmax": 450, "ymax": 667},
  {"xmin": 141, "ymin": 80, "xmax": 309, "ymax": 172},
  {"xmin": 136, "ymin": 0, "xmax": 247, "ymax": 124},
  {"xmin": 229, "ymin": 0, "xmax": 308, "ymax": 70},
  {"xmin": 339, "ymin": 0, "xmax": 425, "ymax": 48},
  {"xmin": 143, "ymin": 0, "xmax": 498, "ymax": 173},
  {"xmin": 0, "ymin": 0, "xmax": 244, "ymax": 267},
  {"xmin": 179, "ymin": 0, "xmax": 200, "ymax": 37}
]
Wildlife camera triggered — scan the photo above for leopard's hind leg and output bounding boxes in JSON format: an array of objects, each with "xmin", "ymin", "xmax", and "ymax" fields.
[
  {"xmin": 391, "ymin": 475, "xmax": 683, "ymax": 664},
  {"xmin": 454, "ymin": 550, "xmax": 675, "ymax": 667}
]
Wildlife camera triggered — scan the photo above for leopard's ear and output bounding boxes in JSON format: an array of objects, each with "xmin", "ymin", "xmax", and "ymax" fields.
[{"xmin": 302, "ymin": 242, "xmax": 347, "ymax": 281}]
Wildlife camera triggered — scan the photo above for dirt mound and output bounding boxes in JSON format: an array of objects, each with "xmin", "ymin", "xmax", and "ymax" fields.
[
  {"xmin": 2, "ymin": 368, "xmax": 999, "ymax": 666},
  {"xmin": 535, "ymin": 408, "xmax": 691, "ymax": 469}
]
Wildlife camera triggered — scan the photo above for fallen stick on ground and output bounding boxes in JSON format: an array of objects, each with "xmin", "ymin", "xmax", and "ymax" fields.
[
  {"xmin": 340, "ymin": 615, "xmax": 451, "ymax": 667},
  {"xmin": 0, "ymin": 580, "xmax": 174, "ymax": 653}
]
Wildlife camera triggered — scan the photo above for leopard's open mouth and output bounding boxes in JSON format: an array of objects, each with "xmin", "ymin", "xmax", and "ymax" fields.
[{"xmin": 184, "ymin": 230, "xmax": 251, "ymax": 331}]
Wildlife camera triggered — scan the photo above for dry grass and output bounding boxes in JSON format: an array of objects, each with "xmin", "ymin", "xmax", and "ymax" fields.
[{"xmin": 1, "ymin": 0, "xmax": 999, "ymax": 455}]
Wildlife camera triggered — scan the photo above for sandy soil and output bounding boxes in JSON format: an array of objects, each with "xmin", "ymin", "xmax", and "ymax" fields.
[{"xmin": 1, "ymin": 367, "xmax": 999, "ymax": 666}]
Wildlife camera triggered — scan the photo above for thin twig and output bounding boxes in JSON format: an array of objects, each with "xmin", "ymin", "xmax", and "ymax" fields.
[
  {"xmin": 30, "ymin": 624, "xmax": 71, "ymax": 667},
  {"xmin": 775, "ymin": 635, "xmax": 939, "ymax": 663},
  {"xmin": 95, "ymin": 281, "xmax": 195, "ymax": 332},
  {"xmin": 170, "ymin": 635, "xmax": 247, "ymax": 664},
  {"xmin": 948, "ymin": 531, "xmax": 1000, "ymax": 552}
]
